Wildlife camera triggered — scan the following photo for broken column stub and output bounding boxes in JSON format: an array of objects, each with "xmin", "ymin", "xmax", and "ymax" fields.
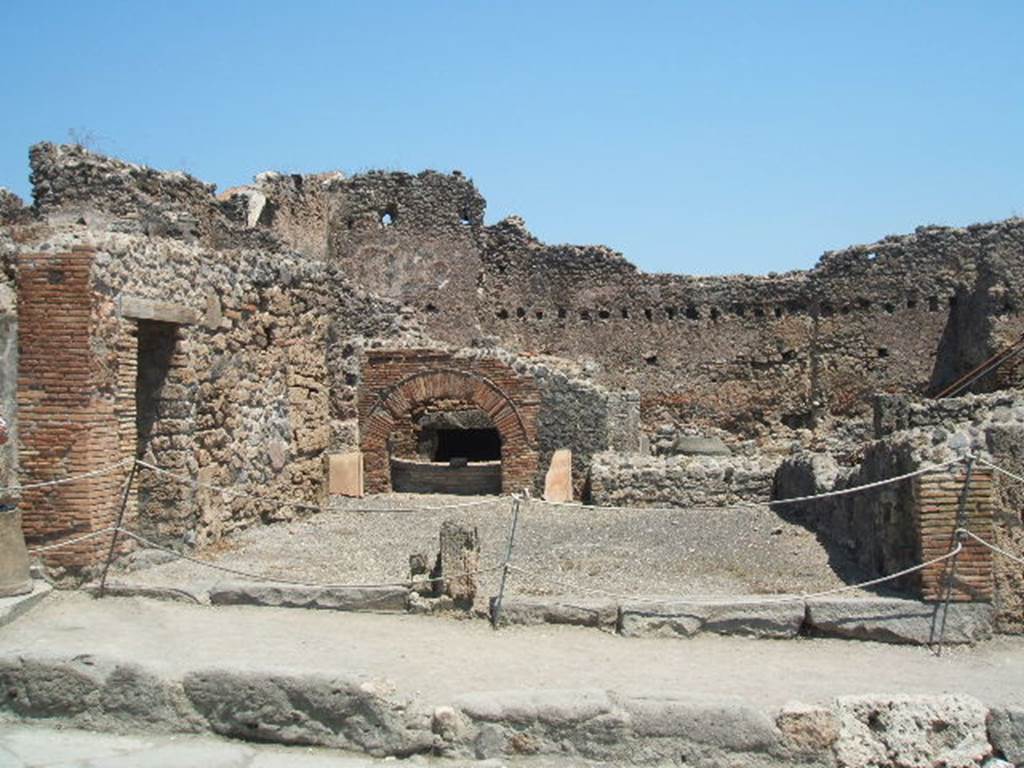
[
  {"xmin": 543, "ymin": 448, "xmax": 572, "ymax": 502},
  {"xmin": 438, "ymin": 520, "xmax": 480, "ymax": 609}
]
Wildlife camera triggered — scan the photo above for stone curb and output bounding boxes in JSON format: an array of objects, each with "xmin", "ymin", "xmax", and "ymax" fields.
[
  {"xmin": 83, "ymin": 583, "xmax": 206, "ymax": 605},
  {"xmin": 618, "ymin": 598, "xmax": 805, "ymax": 639},
  {"xmin": 488, "ymin": 597, "xmax": 618, "ymax": 629},
  {"xmin": 805, "ymin": 597, "xmax": 995, "ymax": 645},
  {"xmin": 0, "ymin": 652, "xmax": 1015, "ymax": 766},
  {"xmin": 0, "ymin": 581, "xmax": 52, "ymax": 628},
  {"xmin": 208, "ymin": 582, "xmax": 410, "ymax": 612},
  {"xmin": 84, "ymin": 584, "xmax": 997, "ymax": 646},
  {"xmin": 492, "ymin": 595, "xmax": 996, "ymax": 645}
]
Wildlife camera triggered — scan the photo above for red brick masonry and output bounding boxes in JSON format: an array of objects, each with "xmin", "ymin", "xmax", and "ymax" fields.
[
  {"xmin": 914, "ymin": 468, "xmax": 994, "ymax": 602},
  {"xmin": 358, "ymin": 350, "xmax": 539, "ymax": 494},
  {"xmin": 16, "ymin": 247, "xmax": 127, "ymax": 570}
]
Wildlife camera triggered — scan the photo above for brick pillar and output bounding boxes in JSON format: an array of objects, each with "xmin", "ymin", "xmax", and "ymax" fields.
[
  {"xmin": 914, "ymin": 468, "xmax": 995, "ymax": 602},
  {"xmin": 17, "ymin": 247, "xmax": 127, "ymax": 572}
]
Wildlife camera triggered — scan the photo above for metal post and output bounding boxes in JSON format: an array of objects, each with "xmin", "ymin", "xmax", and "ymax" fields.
[
  {"xmin": 934, "ymin": 457, "xmax": 974, "ymax": 656},
  {"xmin": 491, "ymin": 493, "xmax": 522, "ymax": 629},
  {"xmin": 99, "ymin": 461, "xmax": 138, "ymax": 598}
]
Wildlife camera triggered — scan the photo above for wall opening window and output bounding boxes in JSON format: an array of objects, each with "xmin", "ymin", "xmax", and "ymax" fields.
[{"xmin": 433, "ymin": 428, "xmax": 502, "ymax": 462}]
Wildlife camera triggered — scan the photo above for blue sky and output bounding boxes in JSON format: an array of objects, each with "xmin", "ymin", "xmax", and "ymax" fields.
[{"xmin": 1, "ymin": 1, "xmax": 1021, "ymax": 275}]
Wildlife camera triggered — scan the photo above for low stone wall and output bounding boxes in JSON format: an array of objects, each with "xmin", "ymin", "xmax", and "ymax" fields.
[
  {"xmin": 874, "ymin": 390, "xmax": 1024, "ymax": 438},
  {"xmin": 779, "ymin": 389, "xmax": 1024, "ymax": 630},
  {"xmin": 588, "ymin": 451, "xmax": 778, "ymax": 507}
]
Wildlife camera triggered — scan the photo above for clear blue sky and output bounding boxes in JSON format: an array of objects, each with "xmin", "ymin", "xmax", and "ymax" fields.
[{"xmin": 2, "ymin": 1, "xmax": 1021, "ymax": 275}]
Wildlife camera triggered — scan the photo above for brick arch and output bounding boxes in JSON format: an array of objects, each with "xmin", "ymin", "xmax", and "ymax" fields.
[{"xmin": 361, "ymin": 367, "xmax": 537, "ymax": 494}]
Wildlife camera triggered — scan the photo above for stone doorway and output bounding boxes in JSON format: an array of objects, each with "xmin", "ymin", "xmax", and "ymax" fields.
[
  {"xmin": 131, "ymin": 319, "xmax": 196, "ymax": 545},
  {"xmin": 135, "ymin": 320, "xmax": 176, "ymax": 459}
]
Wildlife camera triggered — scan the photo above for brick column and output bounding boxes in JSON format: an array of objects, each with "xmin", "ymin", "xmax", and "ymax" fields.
[
  {"xmin": 17, "ymin": 247, "xmax": 127, "ymax": 572},
  {"xmin": 914, "ymin": 468, "xmax": 995, "ymax": 602}
]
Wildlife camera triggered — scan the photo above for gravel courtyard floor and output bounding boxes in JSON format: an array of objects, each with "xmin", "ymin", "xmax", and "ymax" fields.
[{"xmin": 115, "ymin": 493, "xmax": 873, "ymax": 606}]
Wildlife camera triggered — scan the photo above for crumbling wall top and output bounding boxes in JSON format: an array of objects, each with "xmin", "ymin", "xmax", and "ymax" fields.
[
  {"xmin": 328, "ymin": 169, "xmax": 486, "ymax": 241},
  {"xmin": 27, "ymin": 143, "xmax": 281, "ymax": 249},
  {"xmin": 0, "ymin": 188, "xmax": 30, "ymax": 225},
  {"xmin": 30, "ymin": 142, "xmax": 214, "ymax": 215}
]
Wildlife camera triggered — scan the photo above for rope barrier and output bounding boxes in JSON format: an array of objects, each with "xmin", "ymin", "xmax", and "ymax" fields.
[
  {"xmin": 135, "ymin": 459, "xmax": 504, "ymax": 513},
  {"xmin": 112, "ymin": 527, "xmax": 506, "ymax": 590},
  {"xmin": 27, "ymin": 526, "xmax": 119, "ymax": 554},
  {"xmin": 20, "ymin": 451, "xmax": 1024, "ymax": 615},
  {"xmin": 28, "ymin": 522, "xmax": 505, "ymax": 591},
  {"xmin": 507, "ymin": 543, "xmax": 964, "ymax": 607},
  {"xmin": 0, "ymin": 459, "xmax": 133, "ymax": 495},
  {"xmin": 959, "ymin": 528, "xmax": 1024, "ymax": 566},
  {"xmin": 532, "ymin": 456, "xmax": 968, "ymax": 514},
  {"xmin": 975, "ymin": 456, "xmax": 1024, "ymax": 486}
]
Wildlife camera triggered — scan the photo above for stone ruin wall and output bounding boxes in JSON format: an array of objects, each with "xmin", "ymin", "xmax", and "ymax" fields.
[
  {"xmin": 10, "ymin": 229, "xmax": 414, "ymax": 567},
  {"xmin": 22, "ymin": 143, "xmax": 1024, "ymax": 454},
  {"xmin": 2, "ymin": 144, "xmax": 646, "ymax": 564},
  {"xmin": 5, "ymin": 143, "xmax": 1024, "ymax": 606},
  {"xmin": 46, "ymin": 141, "xmax": 1023, "ymax": 450},
  {"xmin": 873, "ymin": 391, "xmax": 1024, "ymax": 631},
  {"xmin": 225, "ymin": 158, "xmax": 1024, "ymax": 449},
  {"xmin": 777, "ymin": 390, "xmax": 1024, "ymax": 631},
  {"xmin": 1, "ymin": 147, "xmax": 425, "ymax": 564}
]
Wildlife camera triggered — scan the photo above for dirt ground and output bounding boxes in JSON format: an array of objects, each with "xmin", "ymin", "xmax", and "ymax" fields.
[{"xmin": 116, "ymin": 494, "xmax": 871, "ymax": 605}]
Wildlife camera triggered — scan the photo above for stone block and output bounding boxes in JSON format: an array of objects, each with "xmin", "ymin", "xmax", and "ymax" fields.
[
  {"xmin": 119, "ymin": 295, "xmax": 199, "ymax": 325},
  {"xmin": 83, "ymin": 583, "xmax": 202, "ymax": 604},
  {"xmin": 805, "ymin": 597, "xmax": 994, "ymax": 645},
  {"xmin": 775, "ymin": 701, "xmax": 839, "ymax": 755},
  {"xmin": 328, "ymin": 451, "xmax": 363, "ymax": 497},
  {"xmin": 439, "ymin": 520, "xmax": 479, "ymax": 609},
  {"xmin": 0, "ymin": 581, "xmax": 52, "ymax": 628},
  {"xmin": 182, "ymin": 669, "xmax": 433, "ymax": 755},
  {"xmin": 989, "ymin": 706, "xmax": 1024, "ymax": 765},
  {"xmin": 670, "ymin": 436, "xmax": 732, "ymax": 456},
  {"xmin": 489, "ymin": 597, "xmax": 618, "ymax": 629},
  {"xmin": 208, "ymin": 583, "xmax": 408, "ymax": 612},
  {"xmin": 619, "ymin": 598, "xmax": 805, "ymax": 639},
  {"xmin": 833, "ymin": 694, "xmax": 990, "ymax": 768},
  {"xmin": 453, "ymin": 688, "xmax": 616, "ymax": 727},
  {"xmin": 543, "ymin": 448, "xmax": 572, "ymax": 502},
  {"xmin": 622, "ymin": 697, "xmax": 779, "ymax": 751}
]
